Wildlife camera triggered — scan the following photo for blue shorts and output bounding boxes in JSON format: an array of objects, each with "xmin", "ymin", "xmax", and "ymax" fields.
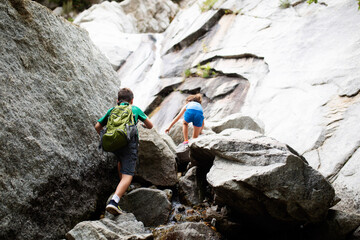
[{"xmin": 184, "ymin": 109, "xmax": 204, "ymax": 127}]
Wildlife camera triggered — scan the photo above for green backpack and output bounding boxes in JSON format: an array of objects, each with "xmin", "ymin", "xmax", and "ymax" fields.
[{"xmin": 102, "ymin": 104, "xmax": 136, "ymax": 152}]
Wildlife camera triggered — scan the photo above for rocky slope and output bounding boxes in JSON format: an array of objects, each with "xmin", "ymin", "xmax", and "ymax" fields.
[
  {"xmin": 74, "ymin": 0, "xmax": 360, "ymax": 217},
  {"xmin": 1, "ymin": 0, "xmax": 360, "ymax": 239}
]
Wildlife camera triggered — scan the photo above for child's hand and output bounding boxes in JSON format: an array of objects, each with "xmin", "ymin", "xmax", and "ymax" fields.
[{"xmin": 165, "ymin": 128, "xmax": 170, "ymax": 134}]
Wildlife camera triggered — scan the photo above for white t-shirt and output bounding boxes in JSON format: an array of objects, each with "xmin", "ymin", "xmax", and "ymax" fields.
[{"xmin": 186, "ymin": 101, "xmax": 203, "ymax": 112}]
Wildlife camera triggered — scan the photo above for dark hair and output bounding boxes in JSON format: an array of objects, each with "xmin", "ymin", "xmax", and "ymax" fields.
[
  {"xmin": 118, "ymin": 88, "xmax": 134, "ymax": 103},
  {"xmin": 186, "ymin": 93, "xmax": 202, "ymax": 104}
]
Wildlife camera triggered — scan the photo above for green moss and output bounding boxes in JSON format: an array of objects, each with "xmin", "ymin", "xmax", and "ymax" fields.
[
  {"xmin": 196, "ymin": 63, "xmax": 215, "ymax": 78},
  {"xmin": 279, "ymin": 0, "xmax": 291, "ymax": 9},
  {"xmin": 184, "ymin": 69, "xmax": 192, "ymax": 78},
  {"xmin": 199, "ymin": 0, "xmax": 219, "ymax": 12}
]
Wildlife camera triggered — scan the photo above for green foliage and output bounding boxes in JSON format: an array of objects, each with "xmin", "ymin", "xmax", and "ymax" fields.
[
  {"xmin": 307, "ymin": 0, "xmax": 318, "ymax": 4},
  {"xmin": 196, "ymin": 63, "xmax": 215, "ymax": 78},
  {"xmin": 199, "ymin": 0, "xmax": 219, "ymax": 12},
  {"xmin": 279, "ymin": 0, "xmax": 291, "ymax": 9},
  {"xmin": 307, "ymin": 0, "xmax": 359, "ymax": 10},
  {"xmin": 221, "ymin": 9, "xmax": 242, "ymax": 15},
  {"xmin": 184, "ymin": 69, "xmax": 192, "ymax": 78}
]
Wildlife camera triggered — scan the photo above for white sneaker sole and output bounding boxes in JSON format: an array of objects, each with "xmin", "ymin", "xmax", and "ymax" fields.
[{"xmin": 106, "ymin": 204, "xmax": 122, "ymax": 215}]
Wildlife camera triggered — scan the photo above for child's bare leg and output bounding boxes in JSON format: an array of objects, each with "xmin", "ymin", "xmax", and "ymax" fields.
[
  {"xmin": 193, "ymin": 126, "xmax": 202, "ymax": 138},
  {"xmin": 183, "ymin": 120, "xmax": 189, "ymax": 142},
  {"xmin": 114, "ymin": 174, "xmax": 133, "ymax": 199}
]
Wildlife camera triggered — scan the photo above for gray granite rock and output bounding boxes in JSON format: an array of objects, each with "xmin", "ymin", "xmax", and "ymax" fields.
[
  {"xmin": 191, "ymin": 130, "xmax": 337, "ymax": 223},
  {"xmin": 66, "ymin": 213, "xmax": 153, "ymax": 240},
  {"xmin": 120, "ymin": 188, "xmax": 172, "ymax": 227},
  {"xmin": 137, "ymin": 127, "xmax": 177, "ymax": 186},
  {"xmin": 0, "ymin": 0, "xmax": 121, "ymax": 239}
]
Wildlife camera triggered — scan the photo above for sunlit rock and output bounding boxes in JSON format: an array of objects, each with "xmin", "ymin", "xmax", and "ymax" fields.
[{"xmin": 190, "ymin": 130, "xmax": 337, "ymax": 223}]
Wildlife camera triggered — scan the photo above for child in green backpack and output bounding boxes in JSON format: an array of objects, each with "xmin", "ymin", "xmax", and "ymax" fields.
[{"xmin": 95, "ymin": 88, "xmax": 153, "ymax": 215}]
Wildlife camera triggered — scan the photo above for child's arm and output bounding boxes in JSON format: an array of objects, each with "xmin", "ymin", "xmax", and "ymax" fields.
[
  {"xmin": 141, "ymin": 118, "xmax": 153, "ymax": 129},
  {"xmin": 165, "ymin": 106, "xmax": 187, "ymax": 134},
  {"xmin": 95, "ymin": 122, "xmax": 103, "ymax": 135}
]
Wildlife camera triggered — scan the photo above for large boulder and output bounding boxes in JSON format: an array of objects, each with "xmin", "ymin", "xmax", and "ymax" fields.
[
  {"xmin": 119, "ymin": 188, "xmax": 172, "ymax": 227},
  {"xmin": 206, "ymin": 113, "xmax": 264, "ymax": 134},
  {"xmin": 66, "ymin": 213, "xmax": 153, "ymax": 240},
  {"xmin": 190, "ymin": 130, "xmax": 337, "ymax": 223},
  {"xmin": 0, "ymin": 0, "xmax": 122, "ymax": 239},
  {"xmin": 136, "ymin": 127, "xmax": 177, "ymax": 186}
]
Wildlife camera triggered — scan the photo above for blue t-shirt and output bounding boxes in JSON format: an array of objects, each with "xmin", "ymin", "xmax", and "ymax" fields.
[{"xmin": 186, "ymin": 101, "xmax": 203, "ymax": 112}]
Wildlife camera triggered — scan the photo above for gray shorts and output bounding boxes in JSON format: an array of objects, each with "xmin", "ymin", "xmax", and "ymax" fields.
[{"xmin": 113, "ymin": 132, "xmax": 139, "ymax": 176}]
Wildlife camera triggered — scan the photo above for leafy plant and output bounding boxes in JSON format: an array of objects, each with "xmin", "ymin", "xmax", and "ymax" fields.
[
  {"xmin": 307, "ymin": 0, "xmax": 359, "ymax": 10},
  {"xmin": 199, "ymin": 0, "xmax": 219, "ymax": 12},
  {"xmin": 279, "ymin": 0, "xmax": 291, "ymax": 9},
  {"xmin": 184, "ymin": 69, "xmax": 192, "ymax": 78},
  {"xmin": 196, "ymin": 63, "xmax": 215, "ymax": 78},
  {"xmin": 307, "ymin": 0, "xmax": 318, "ymax": 4}
]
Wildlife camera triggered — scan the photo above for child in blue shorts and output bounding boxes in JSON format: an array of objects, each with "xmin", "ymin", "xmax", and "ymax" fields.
[{"xmin": 165, "ymin": 93, "xmax": 204, "ymax": 144}]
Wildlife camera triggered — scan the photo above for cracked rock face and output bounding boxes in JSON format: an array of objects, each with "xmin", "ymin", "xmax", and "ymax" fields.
[{"xmin": 190, "ymin": 130, "xmax": 336, "ymax": 223}]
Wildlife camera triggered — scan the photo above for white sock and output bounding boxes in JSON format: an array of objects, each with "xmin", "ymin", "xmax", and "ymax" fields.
[{"xmin": 112, "ymin": 194, "xmax": 120, "ymax": 203}]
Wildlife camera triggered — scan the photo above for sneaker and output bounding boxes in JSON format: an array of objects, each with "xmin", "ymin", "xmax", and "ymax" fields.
[
  {"xmin": 106, "ymin": 200, "xmax": 123, "ymax": 215},
  {"xmin": 183, "ymin": 140, "xmax": 189, "ymax": 145}
]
